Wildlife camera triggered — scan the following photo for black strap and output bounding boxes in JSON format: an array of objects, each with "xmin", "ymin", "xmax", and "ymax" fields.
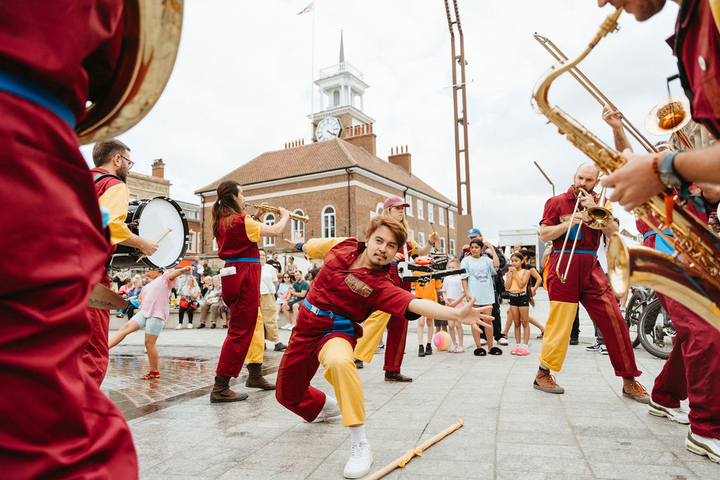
[{"xmin": 93, "ymin": 172, "xmax": 123, "ymax": 183}]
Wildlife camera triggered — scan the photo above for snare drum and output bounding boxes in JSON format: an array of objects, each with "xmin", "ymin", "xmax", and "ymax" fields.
[{"xmin": 111, "ymin": 196, "xmax": 189, "ymax": 269}]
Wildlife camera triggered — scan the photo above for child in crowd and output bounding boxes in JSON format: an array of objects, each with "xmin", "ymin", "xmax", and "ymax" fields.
[
  {"xmin": 441, "ymin": 259, "xmax": 466, "ymax": 353},
  {"xmin": 461, "ymin": 238, "xmax": 502, "ymax": 356},
  {"xmin": 499, "ymin": 249, "xmax": 545, "ymax": 341},
  {"xmin": 505, "ymin": 253, "xmax": 533, "ymax": 356},
  {"xmin": 415, "ymin": 276, "xmax": 442, "ymax": 357},
  {"xmin": 109, "ymin": 266, "xmax": 193, "ymax": 379}
]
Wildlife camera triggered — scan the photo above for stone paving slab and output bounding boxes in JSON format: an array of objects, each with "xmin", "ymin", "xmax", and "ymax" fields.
[{"xmin": 101, "ymin": 290, "xmax": 719, "ymax": 479}]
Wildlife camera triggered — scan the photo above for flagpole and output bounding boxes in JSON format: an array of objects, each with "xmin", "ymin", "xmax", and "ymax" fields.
[{"xmin": 310, "ymin": 2, "xmax": 316, "ymax": 141}]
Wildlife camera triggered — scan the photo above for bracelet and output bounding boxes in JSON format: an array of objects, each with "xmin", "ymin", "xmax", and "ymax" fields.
[{"xmin": 650, "ymin": 153, "xmax": 664, "ymax": 188}]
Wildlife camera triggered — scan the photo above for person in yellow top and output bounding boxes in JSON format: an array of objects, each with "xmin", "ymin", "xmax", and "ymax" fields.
[
  {"xmin": 83, "ymin": 139, "xmax": 158, "ymax": 386},
  {"xmin": 415, "ymin": 276, "xmax": 442, "ymax": 357},
  {"xmin": 353, "ymin": 196, "xmax": 437, "ymax": 381}
]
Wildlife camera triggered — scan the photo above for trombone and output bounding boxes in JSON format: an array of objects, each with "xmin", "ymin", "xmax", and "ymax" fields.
[
  {"xmin": 245, "ymin": 202, "xmax": 309, "ymax": 223},
  {"xmin": 645, "ymin": 97, "xmax": 694, "ymax": 150},
  {"xmin": 533, "ymin": 34, "xmax": 658, "ymax": 153},
  {"xmin": 556, "ymin": 188, "xmax": 614, "ymax": 283}
]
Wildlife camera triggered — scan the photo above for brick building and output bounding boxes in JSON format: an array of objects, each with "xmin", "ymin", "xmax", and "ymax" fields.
[{"xmin": 195, "ymin": 35, "xmax": 458, "ymax": 258}]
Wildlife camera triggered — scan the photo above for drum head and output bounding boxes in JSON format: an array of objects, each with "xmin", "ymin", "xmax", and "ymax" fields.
[{"xmin": 137, "ymin": 197, "xmax": 188, "ymax": 268}]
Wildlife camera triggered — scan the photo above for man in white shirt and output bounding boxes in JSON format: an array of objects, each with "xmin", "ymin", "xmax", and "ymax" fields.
[{"xmin": 259, "ymin": 249, "xmax": 286, "ymax": 351}]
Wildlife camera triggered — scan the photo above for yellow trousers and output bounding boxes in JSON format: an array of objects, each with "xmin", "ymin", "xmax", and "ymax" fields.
[
  {"xmin": 246, "ymin": 310, "xmax": 266, "ymax": 364},
  {"xmin": 538, "ymin": 301, "xmax": 578, "ymax": 372},
  {"xmin": 260, "ymin": 293, "xmax": 279, "ymax": 342},
  {"xmin": 354, "ymin": 310, "xmax": 391, "ymax": 363},
  {"xmin": 319, "ymin": 337, "xmax": 365, "ymax": 427}
]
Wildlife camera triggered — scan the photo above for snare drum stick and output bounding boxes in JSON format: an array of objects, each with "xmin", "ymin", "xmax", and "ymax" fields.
[
  {"xmin": 136, "ymin": 228, "xmax": 172, "ymax": 263},
  {"xmin": 429, "ymin": 221, "xmax": 438, "ymax": 248}
]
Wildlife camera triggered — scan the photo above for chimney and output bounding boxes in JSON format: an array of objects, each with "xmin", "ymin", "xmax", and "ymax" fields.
[
  {"xmin": 151, "ymin": 159, "xmax": 165, "ymax": 178},
  {"xmin": 388, "ymin": 145, "xmax": 411, "ymax": 174},
  {"xmin": 343, "ymin": 123, "xmax": 376, "ymax": 156},
  {"xmin": 285, "ymin": 139, "xmax": 305, "ymax": 149}
]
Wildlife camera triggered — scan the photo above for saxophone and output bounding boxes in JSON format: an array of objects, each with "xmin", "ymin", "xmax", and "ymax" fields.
[{"xmin": 532, "ymin": 7, "xmax": 720, "ymax": 331}]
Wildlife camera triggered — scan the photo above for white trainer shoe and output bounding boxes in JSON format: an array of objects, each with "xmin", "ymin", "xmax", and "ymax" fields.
[
  {"xmin": 343, "ymin": 439, "xmax": 373, "ymax": 478},
  {"xmin": 686, "ymin": 429, "xmax": 720, "ymax": 463},
  {"xmin": 175, "ymin": 324, "xmax": 183, "ymax": 330},
  {"xmin": 187, "ymin": 323, "xmax": 193, "ymax": 329},
  {"xmin": 497, "ymin": 336, "xmax": 509, "ymax": 346},
  {"xmin": 310, "ymin": 395, "xmax": 341, "ymax": 423},
  {"xmin": 480, "ymin": 338, "xmax": 487, "ymax": 346},
  {"xmin": 648, "ymin": 400, "xmax": 690, "ymax": 424}
]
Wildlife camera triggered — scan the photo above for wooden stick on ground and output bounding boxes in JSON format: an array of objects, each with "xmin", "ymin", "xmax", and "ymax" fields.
[
  {"xmin": 365, "ymin": 420, "xmax": 464, "ymax": 480},
  {"xmin": 136, "ymin": 228, "xmax": 172, "ymax": 263}
]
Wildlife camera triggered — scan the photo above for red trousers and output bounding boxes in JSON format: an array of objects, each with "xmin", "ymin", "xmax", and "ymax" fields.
[
  {"xmin": 0, "ymin": 93, "xmax": 137, "ymax": 478},
  {"xmin": 652, "ymin": 293, "xmax": 720, "ymax": 438},
  {"xmin": 383, "ymin": 313, "xmax": 409, "ymax": 372},
  {"xmin": 83, "ymin": 272, "xmax": 111, "ymax": 386},
  {"xmin": 216, "ymin": 263, "xmax": 261, "ymax": 377}
]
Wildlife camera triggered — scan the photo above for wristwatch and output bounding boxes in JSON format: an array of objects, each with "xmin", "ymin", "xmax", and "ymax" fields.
[{"xmin": 658, "ymin": 150, "xmax": 684, "ymax": 190}]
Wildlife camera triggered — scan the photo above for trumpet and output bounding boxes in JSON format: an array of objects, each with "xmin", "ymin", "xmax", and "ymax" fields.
[
  {"xmin": 556, "ymin": 188, "xmax": 614, "ymax": 283},
  {"xmin": 245, "ymin": 203, "xmax": 309, "ymax": 223}
]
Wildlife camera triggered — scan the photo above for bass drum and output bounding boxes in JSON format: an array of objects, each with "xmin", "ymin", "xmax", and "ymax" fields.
[{"xmin": 111, "ymin": 196, "xmax": 189, "ymax": 269}]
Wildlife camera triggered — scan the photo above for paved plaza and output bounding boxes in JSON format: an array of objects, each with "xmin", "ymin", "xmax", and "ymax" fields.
[{"xmin": 103, "ymin": 290, "xmax": 719, "ymax": 479}]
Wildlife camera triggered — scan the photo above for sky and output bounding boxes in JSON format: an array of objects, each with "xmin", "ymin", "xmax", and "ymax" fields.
[{"xmin": 80, "ymin": 0, "xmax": 684, "ymax": 244}]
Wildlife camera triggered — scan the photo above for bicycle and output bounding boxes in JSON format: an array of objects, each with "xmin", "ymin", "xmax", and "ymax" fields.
[
  {"xmin": 637, "ymin": 296, "xmax": 675, "ymax": 360},
  {"xmin": 624, "ymin": 286, "xmax": 653, "ymax": 348}
]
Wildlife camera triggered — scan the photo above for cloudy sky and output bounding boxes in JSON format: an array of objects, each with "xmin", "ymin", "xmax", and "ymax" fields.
[{"xmin": 80, "ymin": 0, "xmax": 683, "ymax": 244}]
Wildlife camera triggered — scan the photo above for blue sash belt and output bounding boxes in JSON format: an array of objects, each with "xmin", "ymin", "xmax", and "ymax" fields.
[
  {"xmin": 225, "ymin": 257, "xmax": 260, "ymax": 264},
  {"xmin": 303, "ymin": 298, "xmax": 354, "ymax": 337},
  {"xmin": 559, "ymin": 250, "xmax": 597, "ymax": 256},
  {"xmin": 0, "ymin": 69, "xmax": 75, "ymax": 128},
  {"xmin": 643, "ymin": 230, "xmax": 675, "ymax": 255}
]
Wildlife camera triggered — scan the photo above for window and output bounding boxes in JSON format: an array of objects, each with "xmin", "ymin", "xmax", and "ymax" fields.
[
  {"xmin": 291, "ymin": 209, "xmax": 305, "ymax": 241},
  {"xmin": 449, "ymin": 211, "xmax": 455, "ymax": 229},
  {"xmin": 322, "ymin": 206, "xmax": 336, "ymax": 238},
  {"xmin": 333, "ymin": 90, "xmax": 340, "ymax": 106},
  {"xmin": 427, "ymin": 204, "xmax": 434, "ymax": 224},
  {"xmin": 440, "ymin": 237, "xmax": 446, "ymax": 253},
  {"xmin": 189, "ymin": 231, "xmax": 197, "ymax": 254},
  {"xmin": 371, "ymin": 202, "xmax": 383, "ymax": 218},
  {"xmin": 405, "ymin": 195, "xmax": 413, "ymax": 217},
  {"xmin": 418, "ymin": 232, "xmax": 425, "ymax": 247},
  {"xmin": 450, "ymin": 239, "xmax": 456, "ymax": 256},
  {"xmin": 439, "ymin": 208, "xmax": 445, "ymax": 226},
  {"xmin": 417, "ymin": 200, "xmax": 424, "ymax": 220},
  {"xmin": 263, "ymin": 213, "xmax": 275, "ymax": 247},
  {"xmin": 408, "ymin": 229, "xmax": 414, "ymax": 244},
  {"xmin": 212, "ymin": 237, "xmax": 218, "ymax": 252}
]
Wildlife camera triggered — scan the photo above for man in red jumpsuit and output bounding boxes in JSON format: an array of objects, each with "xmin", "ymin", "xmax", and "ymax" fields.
[{"xmin": 0, "ymin": 1, "xmax": 138, "ymax": 477}]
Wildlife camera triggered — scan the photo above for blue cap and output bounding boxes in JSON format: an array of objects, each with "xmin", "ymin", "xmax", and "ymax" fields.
[{"xmin": 468, "ymin": 228, "xmax": 481, "ymax": 237}]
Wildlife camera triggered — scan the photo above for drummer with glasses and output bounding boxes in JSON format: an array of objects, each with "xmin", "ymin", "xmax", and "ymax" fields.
[{"xmin": 84, "ymin": 139, "xmax": 158, "ymax": 386}]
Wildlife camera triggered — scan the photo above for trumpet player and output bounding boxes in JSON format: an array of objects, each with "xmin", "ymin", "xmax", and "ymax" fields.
[
  {"xmin": 534, "ymin": 162, "xmax": 650, "ymax": 403},
  {"xmin": 603, "ymin": 105, "xmax": 720, "ymax": 464}
]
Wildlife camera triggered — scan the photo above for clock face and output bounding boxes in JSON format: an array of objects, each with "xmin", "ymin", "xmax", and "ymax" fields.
[{"xmin": 316, "ymin": 117, "xmax": 342, "ymax": 141}]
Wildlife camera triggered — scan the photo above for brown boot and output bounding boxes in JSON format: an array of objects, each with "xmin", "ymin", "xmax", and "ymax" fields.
[
  {"xmin": 210, "ymin": 375, "xmax": 248, "ymax": 403},
  {"xmin": 245, "ymin": 363, "xmax": 275, "ymax": 390},
  {"xmin": 533, "ymin": 369, "xmax": 565, "ymax": 394}
]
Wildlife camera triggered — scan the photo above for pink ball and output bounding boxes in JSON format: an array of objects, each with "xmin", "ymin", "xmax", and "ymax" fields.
[{"xmin": 433, "ymin": 331, "xmax": 452, "ymax": 351}]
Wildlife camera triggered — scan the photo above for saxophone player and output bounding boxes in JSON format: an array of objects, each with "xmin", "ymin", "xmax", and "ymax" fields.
[{"xmin": 603, "ymin": 103, "xmax": 720, "ymax": 464}]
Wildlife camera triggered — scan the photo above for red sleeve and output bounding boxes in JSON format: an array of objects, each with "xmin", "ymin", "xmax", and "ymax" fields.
[
  {"xmin": 540, "ymin": 197, "xmax": 559, "ymax": 227},
  {"xmin": 371, "ymin": 281, "xmax": 419, "ymax": 320}
]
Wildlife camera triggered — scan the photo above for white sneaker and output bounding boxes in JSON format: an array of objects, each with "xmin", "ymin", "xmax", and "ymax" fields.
[
  {"xmin": 648, "ymin": 400, "xmax": 690, "ymax": 424},
  {"xmin": 686, "ymin": 429, "xmax": 720, "ymax": 463},
  {"xmin": 343, "ymin": 440, "xmax": 373, "ymax": 478},
  {"xmin": 498, "ymin": 336, "xmax": 509, "ymax": 346},
  {"xmin": 175, "ymin": 324, "xmax": 183, "ymax": 330},
  {"xmin": 187, "ymin": 323, "xmax": 193, "ymax": 329},
  {"xmin": 599, "ymin": 345, "xmax": 608, "ymax": 355},
  {"xmin": 311, "ymin": 395, "xmax": 341, "ymax": 423},
  {"xmin": 480, "ymin": 338, "xmax": 487, "ymax": 346}
]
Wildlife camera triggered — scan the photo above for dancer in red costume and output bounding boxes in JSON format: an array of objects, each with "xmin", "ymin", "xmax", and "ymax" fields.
[
  {"xmin": 0, "ymin": 1, "xmax": 138, "ymax": 477},
  {"xmin": 209, "ymin": 181, "xmax": 289, "ymax": 402}
]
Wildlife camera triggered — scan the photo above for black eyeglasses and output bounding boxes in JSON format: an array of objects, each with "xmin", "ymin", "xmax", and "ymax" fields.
[{"xmin": 120, "ymin": 154, "xmax": 134, "ymax": 170}]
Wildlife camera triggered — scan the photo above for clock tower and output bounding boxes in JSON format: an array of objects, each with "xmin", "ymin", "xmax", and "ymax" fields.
[{"xmin": 311, "ymin": 31, "xmax": 375, "ymax": 142}]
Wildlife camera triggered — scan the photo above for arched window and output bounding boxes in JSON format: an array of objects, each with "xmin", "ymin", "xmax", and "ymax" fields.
[
  {"xmin": 263, "ymin": 213, "xmax": 275, "ymax": 247},
  {"xmin": 333, "ymin": 90, "xmax": 340, "ymax": 106},
  {"xmin": 322, "ymin": 206, "xmax": 336, "ymax": 238},
  {"xmin": 291, "ymin": 209, "xmax": 305, "ymax": 241},
  {"xmin": 371, "ymin": 202, "xmax": 383, "ymax": 219}
]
